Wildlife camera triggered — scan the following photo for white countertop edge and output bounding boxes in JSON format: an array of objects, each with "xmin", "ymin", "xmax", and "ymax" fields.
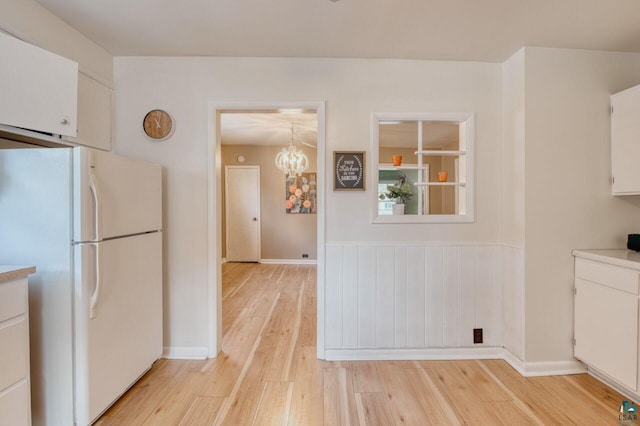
[
  {"xmin": 572, "ymin": 249, "xmax": 640, "ymax": 271},
  {"xmin": 0, "ymin": 265, "xmax": 36, "ymax": 284}
]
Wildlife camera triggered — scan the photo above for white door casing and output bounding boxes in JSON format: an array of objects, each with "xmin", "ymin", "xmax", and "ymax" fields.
[
  {"xmin": 225, "ymin": 166, "xmax": 260, "ymax": 262},
  {"xmin": 207, "ymin": 101, "xmax": 326, "ymax": 359}
]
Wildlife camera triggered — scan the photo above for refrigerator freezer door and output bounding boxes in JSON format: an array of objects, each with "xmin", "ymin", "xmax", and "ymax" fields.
[
  {"xmin": 73, "ymin": 232, "xmax": 162, "ymax": 425},
  {"xmin": 74, "ymin": 147, "xmax": 162, "ymax": 242}
]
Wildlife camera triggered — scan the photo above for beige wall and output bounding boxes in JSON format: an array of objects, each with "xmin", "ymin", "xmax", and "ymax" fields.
[
  {"xmin": 221, "ymin": 145, "xmax": 317, "ymax": 260},
  {"xmin": 378, "ymin": 146, "xmax": 456, "ymax": 213},
  {"xmin": 0, "ymin": 0, "xmax": 113, "ymax": 85},
  {"xmin": 440, "ymin": 140, "xmax": 459, "ymax": 214},
  {"xmin": 523, "ymin": 47, "xmax": 640, "ymax": 363}
]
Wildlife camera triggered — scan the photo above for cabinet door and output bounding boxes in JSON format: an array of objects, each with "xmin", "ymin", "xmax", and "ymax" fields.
[
  {"xmin": 612, "ymin": 85, "xmax": 640, "ymax": 195},
  {"xmin": 64, "ymin": 73, "xmax": 112, "ymax": 151},
  {"xmin": 0, "ymin": 32, "xmax": 78, "ymax": 137},
  {"xmin": 575, "ymin": 277, "xmax": 638, "ymax": 389}
]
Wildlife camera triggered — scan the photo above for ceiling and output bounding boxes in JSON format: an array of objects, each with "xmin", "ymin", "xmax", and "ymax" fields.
[
  {"xmin": 34, "ymin": 0, "xmax": 640, "ymax": 63},
  {"xmin": 220, "ymin": 112, "xmax": 317, "ymax": 146}
]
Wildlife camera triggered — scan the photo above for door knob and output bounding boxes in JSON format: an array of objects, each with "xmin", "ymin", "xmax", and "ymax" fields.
[
  {"xmin": 252, "ymin": 217, "xmax": 257, "ymax": 221},
  {"xmin": 60, "ymin": 118, "xmax": 69, "ymax": 125}
]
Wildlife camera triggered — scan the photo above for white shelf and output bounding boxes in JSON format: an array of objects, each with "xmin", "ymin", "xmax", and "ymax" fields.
[
  {"xmin": 378, "ymin": 163, "xmax": 425, "ymax": 170},
  {"xmin": 414, "ymin": 182, "xmax": 466, "ymax": 187},
  {"xmin": 414, "ymin": 150, "xmax": 466, "ymax": 156}
]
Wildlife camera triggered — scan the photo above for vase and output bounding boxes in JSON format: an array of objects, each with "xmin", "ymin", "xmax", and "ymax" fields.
[
  {"xmin": 392, "ymin": 155, "xmax": 403, "ymax": 166},
  {"xmin": 437, "ymin": 171, "xmax": 448, "ymax": 182},
  {"xmin": 392, "ymin": 203, "xmax": 405, "ymax": 215}
]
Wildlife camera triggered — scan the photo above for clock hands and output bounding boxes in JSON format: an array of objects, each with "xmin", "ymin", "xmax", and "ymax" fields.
[{"xmin": 154, "ymin": 118, "xmax": 161, "ymax": 128}]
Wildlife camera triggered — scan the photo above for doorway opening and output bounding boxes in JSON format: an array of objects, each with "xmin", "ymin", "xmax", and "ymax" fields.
[{"xmin": 208, "ymin": 102, "xmax": 326, "ymax": 358}]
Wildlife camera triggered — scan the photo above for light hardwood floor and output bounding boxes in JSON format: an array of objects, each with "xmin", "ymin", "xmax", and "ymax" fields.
[{"xmin": 96, "ymin": 263, "xmax": 624, "ymax": 425}]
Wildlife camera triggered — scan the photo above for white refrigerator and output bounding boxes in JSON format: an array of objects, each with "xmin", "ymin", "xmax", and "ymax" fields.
[{"xmin": 0, "ymin": 147, "xmax": 163, "ymax": 425}]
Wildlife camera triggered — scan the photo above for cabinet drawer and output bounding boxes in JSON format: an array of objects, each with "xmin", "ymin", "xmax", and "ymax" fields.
[
  {"xmin": 0, "ymin": 380, "xmax": 30, "ymax": 426},
  {"xmin": 0, "ymin": 320, "xmax": 28, "ymax": 392},
  {"xmin": 575, "ymin": 258, "xmax": 639, "ymax": 295},
  {"xmin": 0, "ymin": 279, "xmax": 27, "ymax": 323}
]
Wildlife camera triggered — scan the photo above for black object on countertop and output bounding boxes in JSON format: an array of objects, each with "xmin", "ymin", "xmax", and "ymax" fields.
[{"xmin": 628, "ymin": 234, "xmax": 640, "ymax": 252}]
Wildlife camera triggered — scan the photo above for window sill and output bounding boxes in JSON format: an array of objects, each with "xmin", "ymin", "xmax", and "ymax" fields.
[{"xmin": 371, "ymin": 214, "xmax": 474, "ymax": 224}]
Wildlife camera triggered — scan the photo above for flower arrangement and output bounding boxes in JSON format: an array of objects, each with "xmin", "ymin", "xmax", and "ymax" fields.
[
  {"xmin": 286, "ymin": 173, "xmax": 317, "ymax": 214},
  {"xmin": 379, "ymin": 173, "xmax": 413, "ymax": 204}
]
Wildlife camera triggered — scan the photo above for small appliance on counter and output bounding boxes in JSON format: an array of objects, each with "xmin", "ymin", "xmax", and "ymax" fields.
[{"xmin": 628, "ymin": 234, "xmax": 640, "ymax": 252}]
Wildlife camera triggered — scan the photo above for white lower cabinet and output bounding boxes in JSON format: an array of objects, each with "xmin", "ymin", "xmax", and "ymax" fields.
[
  {"xmin": 573, "ymin": 251, "xmax": 640, "ymax": 395},
  {"xmin": 0, "ymin": 273, "xmax": 32, "ymax": 426}
]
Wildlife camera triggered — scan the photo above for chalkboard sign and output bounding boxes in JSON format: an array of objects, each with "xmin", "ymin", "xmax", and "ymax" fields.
[{"xmin": 334, "ymin": 151, "xmax": 365, "ymax": 190}]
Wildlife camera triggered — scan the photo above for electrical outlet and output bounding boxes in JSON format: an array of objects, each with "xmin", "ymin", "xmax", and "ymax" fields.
[
  {"xmin": 302, "ymin": 254, "xmax": 309, "ymax": 258},
  {"xmin": 473, "ymin": 328, "xmax": 483, "ymax": 344}
]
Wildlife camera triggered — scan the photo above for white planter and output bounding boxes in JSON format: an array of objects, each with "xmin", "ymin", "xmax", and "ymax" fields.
[{"xmin": 392, "ymin": 203, "xmax": 405, "ymax": 215}]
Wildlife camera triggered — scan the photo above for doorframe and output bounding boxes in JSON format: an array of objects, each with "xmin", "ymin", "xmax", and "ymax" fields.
[
  {"xmin": 224, "ymin": 165, "xmax": 261, "ymax": 262},
  {"xmin": 207, "ymin": 101, "xmax": 326, "ymax": 359}
]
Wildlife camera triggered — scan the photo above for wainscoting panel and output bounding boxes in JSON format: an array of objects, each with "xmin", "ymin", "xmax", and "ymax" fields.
[{"xmin": 325, "ymin": 244, "xmax": 502, "ymax": 350}]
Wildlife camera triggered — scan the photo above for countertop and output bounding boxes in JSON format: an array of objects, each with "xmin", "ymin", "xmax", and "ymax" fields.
[
  {"xmin": 572, "ymin": 249, "xmax": 640, "ymax": 270},
  {"xmin": 0, "ymin": 265, "xmax": 36, "ymax": 284}
]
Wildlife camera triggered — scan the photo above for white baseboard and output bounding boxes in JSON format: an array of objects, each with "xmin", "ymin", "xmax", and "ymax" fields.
[
  {"xmin": 500, "ymin": 348, "xmax": 586, "ymax": 377},
  {"xmin": 326, "ymin": 347, "xmax": 587, "ymax": 377},
  {"xmin": 260, "ymin": 258, "xmax": 317, "ymax": 265},
  {"xmin": 325, "ymin": 347, "xmax": 504, "ymax": 361},
  {"xmin": 162, "ymin": 346, "xmax": 209, "ymax": 360},
  {"xmin": 588, "ymin": 366, "xmax": 640, "ymax": 403}
]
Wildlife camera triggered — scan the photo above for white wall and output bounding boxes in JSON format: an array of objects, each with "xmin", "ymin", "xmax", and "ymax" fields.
[
  {"xmin": 501, "ymin": 49, "xmax": 526, "ymax": 361},
  {"xmin": 114, "ymin": 57, "xmax": 502, "ymax": 351},
  {"xmin": 523, "ymin": 47, "xmax": 640, "ymax": 363},
  {"xmin": 501, "ymin": 48, "xmax": 525, "ymax": 247},
  {"xmin": 0, "ymin": 0, "xmax": 113, "ymax": 85}
]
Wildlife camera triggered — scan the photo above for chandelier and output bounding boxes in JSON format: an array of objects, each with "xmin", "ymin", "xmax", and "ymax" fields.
[{"xmin": 275, "ymin": 123, "xmax": 309, "ymax": 177}]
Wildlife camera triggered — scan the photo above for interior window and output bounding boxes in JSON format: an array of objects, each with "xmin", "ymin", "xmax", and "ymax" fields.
[{"xmin": 371, "ymin": 113, "xmax": 474, "ymax": 223}]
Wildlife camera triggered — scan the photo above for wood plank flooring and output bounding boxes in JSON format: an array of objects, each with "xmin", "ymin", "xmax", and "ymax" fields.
[{"xmin": 96, "ymin": 263, "xmax": 626, "ymax": 425}]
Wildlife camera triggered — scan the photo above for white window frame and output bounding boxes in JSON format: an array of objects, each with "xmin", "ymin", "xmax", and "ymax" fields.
[{"xmin": 370, "ymin": 112, "xmax": 475, "ymax": 224}]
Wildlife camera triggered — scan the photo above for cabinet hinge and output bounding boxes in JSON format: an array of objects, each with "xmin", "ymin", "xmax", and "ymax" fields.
[
  {"xmin": 574, "ymin": 287, "xmax": 577, "ymax": 295},
  {"xmin": 573, "ymin": 338, "xmax": 576, "ymax": 346},
  {"xmin": 611, "ymin": 105, "xmax": 614, "ymax": 114},
  {"xmin": 612, "ymin": 176, "xmax": 615, "ymax": 185}
]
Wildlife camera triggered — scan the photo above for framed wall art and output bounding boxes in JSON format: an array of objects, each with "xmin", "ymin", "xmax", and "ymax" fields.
[{"xmin": 334, "ymin": 151, "xmax": 365, "ymax": 190}]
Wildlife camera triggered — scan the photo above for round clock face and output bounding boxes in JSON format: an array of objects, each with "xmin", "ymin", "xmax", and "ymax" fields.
[{"xmin": 143, "ymin": 109, "xmax": 174, "ymax": 141}]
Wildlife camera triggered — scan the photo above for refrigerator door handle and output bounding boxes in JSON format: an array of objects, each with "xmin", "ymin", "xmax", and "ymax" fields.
[
  {"xmin": 88, "ymin": 166, "xmax": 102, "ymax": 241},
  {"xmin": 89, "ymin": 242, "xmax": 101, "ymax": 319}
]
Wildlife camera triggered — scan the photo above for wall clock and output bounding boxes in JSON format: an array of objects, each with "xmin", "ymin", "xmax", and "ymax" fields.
[{"xmin": 143, "ymin": 109, "xmax": 174, "ymax": 141}]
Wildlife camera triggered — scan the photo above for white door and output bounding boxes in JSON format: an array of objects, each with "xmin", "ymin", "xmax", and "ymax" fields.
[
  {"xmin": 73, "ymin": 147, "xmax": 162, "ymax": 242},
  {"xmin": 226, "ymin": 166, "xmax": 260, "ymax": 262},
  {"xmin": 74, "ymin": 232, "xmax": 162, "ymax": 425}
]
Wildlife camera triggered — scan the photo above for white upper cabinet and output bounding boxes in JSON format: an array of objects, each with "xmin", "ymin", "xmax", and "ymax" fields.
[
  {"xmin": 611, "ymin": 84, "xmax": 640, "ymax": 195},
  {"xmin": 0, "ymin": 32, "xmax": 78, "ymax": 137},
  {"xmin": 64, "ymin": 73, "xmax": 112, "ymax": 151}
]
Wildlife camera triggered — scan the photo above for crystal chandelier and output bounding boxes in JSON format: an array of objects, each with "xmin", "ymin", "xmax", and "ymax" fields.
[{"xmin": 275, "ymin": 123, "xmax": 309, "ymax": 177}]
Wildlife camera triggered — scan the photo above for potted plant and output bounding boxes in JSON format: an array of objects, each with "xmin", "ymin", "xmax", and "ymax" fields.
[{"xmin": 379, "ymin": 174, "xmax": 413, "ymax": 215}]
